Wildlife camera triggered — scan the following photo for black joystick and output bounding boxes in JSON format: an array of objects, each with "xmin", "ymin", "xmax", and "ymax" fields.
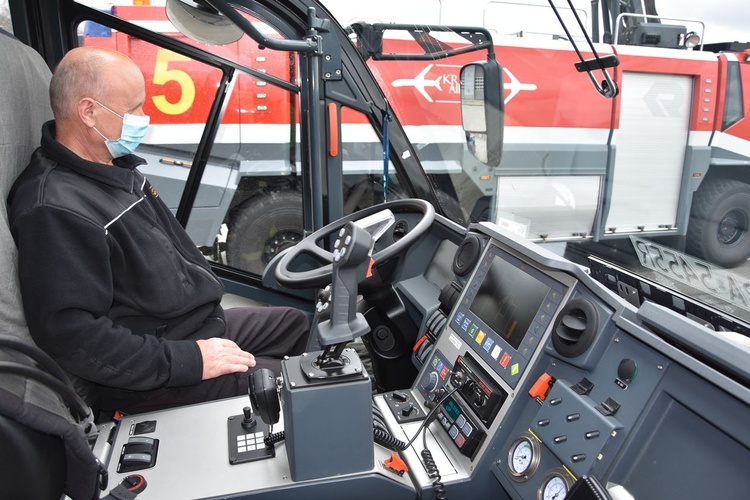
[{"xmin": 241, "ymin": 406, "xmax": 257, "ymax": 431}]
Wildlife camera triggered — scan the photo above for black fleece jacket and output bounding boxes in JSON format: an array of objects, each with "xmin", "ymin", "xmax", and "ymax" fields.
[{"xmin": 8, "ymin": 121, "xmax": 226, "ymax": 393}]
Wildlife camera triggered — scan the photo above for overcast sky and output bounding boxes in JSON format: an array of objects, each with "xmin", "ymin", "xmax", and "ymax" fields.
[
  {"xmin": 655, "ymin": 0, "xmax": 749, "ymax": 44},
  {"xmin": 0, "ymin": 1, "xmax": 747, "ymax": 45},
  {"xmin": 324, "ymin": 0, "xmax": 749, "ymax": 46}
]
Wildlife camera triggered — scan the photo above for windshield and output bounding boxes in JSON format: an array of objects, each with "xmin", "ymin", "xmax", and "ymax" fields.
[
  {"xmin": 324, "ymin": 0, "xmax": 750, "ymax": 332},
  {"xmin": 52, "ymin": 0, "xmax": 750, "ymax": 334}
]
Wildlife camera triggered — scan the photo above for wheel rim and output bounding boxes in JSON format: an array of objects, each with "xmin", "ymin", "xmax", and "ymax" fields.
[
  {"xmin": 264, "ymin": 230, "xmax": 303, "ymax": 264},
  {"xmin": 717, "ymin": 209, "xmax": 748, "ymax": 246}
]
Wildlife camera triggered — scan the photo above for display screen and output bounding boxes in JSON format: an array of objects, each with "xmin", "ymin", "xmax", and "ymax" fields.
[{"xmin": 469, "ymin": 253, "xmax": 551, "ymax": 350}]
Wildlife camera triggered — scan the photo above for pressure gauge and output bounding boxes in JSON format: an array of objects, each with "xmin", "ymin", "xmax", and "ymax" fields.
[
  {"xmin": 537, "ymin": 468, "xmax": 573, "ymax": 500},
  {"xmin": 507, "ymin": 432, "xmax": 540, "ymax": 481}
]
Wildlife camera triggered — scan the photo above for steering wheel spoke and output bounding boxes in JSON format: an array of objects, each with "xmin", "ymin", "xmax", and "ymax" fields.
[
  {"xmin": 305, "ymin": 241, "xmax": 334, "ymax": 264},
  {"xmin": 275, "ymin": 199, "xmax": 435, "ymax": 289}
]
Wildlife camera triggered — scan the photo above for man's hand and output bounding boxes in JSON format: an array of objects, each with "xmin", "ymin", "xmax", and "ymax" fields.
[{"xmin": 196, "ymin": 338, "xmax": 256, "ymax": 380}]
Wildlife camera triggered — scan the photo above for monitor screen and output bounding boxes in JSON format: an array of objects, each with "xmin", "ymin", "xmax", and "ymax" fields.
[
  {"xmin": 451, "ymin": 245, "xmax": 567, "ymax": 388},
  {"xmin": 469, "ymin": 252, "xmax": 551, "ymax": 350}
]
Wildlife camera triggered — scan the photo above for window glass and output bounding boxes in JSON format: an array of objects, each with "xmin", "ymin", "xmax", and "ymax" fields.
[
  {"xmin": 362, "ymin": 33, "xmax": 491, "ymax": 226},
  {"xmin": 76, "ymin": 1, "xmax": 292, "ymax": 81},
  {"xmin": 76, "ymin": 5, "xmax": 305, "ymax": 278},
  {"xmin": 340, "ymin": 107, "xmax": 405, "ymax": 214},
  {"xmin": 208, "ymin": 69, "xmax": 302, "ymax": 276},
  {"xmin": 723, "ymin": 61, "xmax": 744, "ymax": 131},
  {"xmin": 0, "ymin": 0, "xmax": 12, "ymax": 34}
]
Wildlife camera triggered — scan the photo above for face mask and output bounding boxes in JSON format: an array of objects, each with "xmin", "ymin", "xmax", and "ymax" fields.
[{"xmin": 93, "ymin": 101, "xmax": 150, "ymax": 158}]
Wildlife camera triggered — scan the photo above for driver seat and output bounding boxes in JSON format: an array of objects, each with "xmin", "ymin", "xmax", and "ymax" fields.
[{"xmin": 0, "ymin": 30, "xmax": 101, "ymax": 500}]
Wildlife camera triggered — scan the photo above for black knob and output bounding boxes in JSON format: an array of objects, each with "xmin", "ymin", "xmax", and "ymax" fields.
[
  {"xmin": 401, "ymin": 403, "xmax": 415, "ymax": 417},
  {"xmin": 317, "ymin": 286, "xmax": 331, "ymax": 303},
  {"xmin": 421, "ymin": 371, "xmax": 440, "ymax": 393},
  {"xmin": 618, "ymin": 359, "xmax": 638, "ymax": 382},
  {"xmin": 473, "ymin": 389, "xmax": 486, "ymax": 407},
  {"xmin": 241, "ymin": 406, "xmax": 257, "ymax": 430}
]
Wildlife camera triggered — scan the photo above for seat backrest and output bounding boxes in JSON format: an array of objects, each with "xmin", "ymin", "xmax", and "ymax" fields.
[
  {"xmin": 0, "ymin": 28, "xmax": 51, "ymax": 342},
  {"xmin": 0, "ymin": 30, "xmax": 102, "ymax": 500}
]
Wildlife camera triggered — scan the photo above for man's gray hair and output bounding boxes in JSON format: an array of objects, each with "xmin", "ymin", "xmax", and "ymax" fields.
[{"xmin": 49, "ymin": 50, "xmax": 107, "ymax": 120}]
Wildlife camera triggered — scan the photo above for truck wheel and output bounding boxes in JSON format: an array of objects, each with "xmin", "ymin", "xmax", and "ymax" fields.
[
  {"xmin": 226, "ymin": 190, "xmax": 303, "ymax": 275},
  {"xmin": 687, "ymin": 179, "xmax": 750, "ymax": 268}
]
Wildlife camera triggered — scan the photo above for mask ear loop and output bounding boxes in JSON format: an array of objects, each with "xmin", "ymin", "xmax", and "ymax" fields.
[
  {"xmin": 95, "ymin": 100, "xmax": 125, "ymax": 119},
  {"xmin": 92, "ymin": 126, "xmax": 111, "ymax": 142}
]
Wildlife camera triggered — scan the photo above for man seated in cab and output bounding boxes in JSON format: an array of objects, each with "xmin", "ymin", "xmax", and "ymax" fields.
[{"xmin": 8, "ymin": 46, "xmax": 310, "ymax": 415}]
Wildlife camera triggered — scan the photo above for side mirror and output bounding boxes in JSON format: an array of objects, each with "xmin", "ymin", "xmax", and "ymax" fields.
[
  {"xmin": 460, "ymin": 59, "xmax": 504, "ymax": 167},
  {"xmin": 166, "ymin": 0, "xmax": 243, "ymax": 45}
]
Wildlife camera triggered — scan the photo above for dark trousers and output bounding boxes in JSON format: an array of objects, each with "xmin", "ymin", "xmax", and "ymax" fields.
[{"xmin": 99, "ymin": 306, "xmax": 309, "ymax": 415}]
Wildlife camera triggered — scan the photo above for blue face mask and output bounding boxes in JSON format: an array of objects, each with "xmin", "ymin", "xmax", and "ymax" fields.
[{"xmin": 93, "ymin": 101, "xmax": 150, "ymax": 158}]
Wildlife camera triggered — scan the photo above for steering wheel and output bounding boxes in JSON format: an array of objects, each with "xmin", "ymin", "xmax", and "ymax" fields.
[{"xmin": 275, "ymin": 199, "xmax": 435, "ymax": 289}]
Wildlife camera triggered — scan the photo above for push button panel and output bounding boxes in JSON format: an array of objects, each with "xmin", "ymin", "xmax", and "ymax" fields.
[
  {"xmin": 532, "ymin": 381, "xmax": 622, "ymax": 477},
  {"xmin": 437, "ymin": 395, "xmax": 486, "ymax": 460}
]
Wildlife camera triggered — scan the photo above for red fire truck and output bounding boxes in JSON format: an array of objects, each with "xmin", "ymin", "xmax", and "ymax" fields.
[{"xmin": 84, "ymin": 1, "xmax": 750, "ymax": 271}]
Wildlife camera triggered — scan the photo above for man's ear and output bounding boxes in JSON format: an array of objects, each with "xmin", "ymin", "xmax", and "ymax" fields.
[{"xmin": 77, "ymin": 98, "xmax": 98, "ymax": 128}]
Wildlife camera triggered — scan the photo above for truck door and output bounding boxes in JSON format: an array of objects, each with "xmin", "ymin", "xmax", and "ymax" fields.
[{"xmin": 602, "ymin": 69, "xmax": 692, "ymax": 234}]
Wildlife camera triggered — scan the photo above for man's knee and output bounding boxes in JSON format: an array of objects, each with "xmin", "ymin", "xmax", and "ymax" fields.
[
  {"xmin": 283, "ymin": 307, "xmax": 310, "ymax": 331},
  {"xmin": 280, "ymin": 307, "xmax": 310, "ymax": 353}
]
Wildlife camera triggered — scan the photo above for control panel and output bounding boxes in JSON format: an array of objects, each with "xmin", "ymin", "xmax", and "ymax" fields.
[
  {"xmin": 417, "ymin": 349, "xmax": 453, "ymax": 402},
  {"xmin": 450, "ymin": 245, "xmax": 568, "ymax": 389},
  {"xmin": 451, "ymin": 355, "xmax": 507, "ymax": 428},
  {"xmin": 436, "ymin": 395, "xmax": 485, "ymax": 459}
]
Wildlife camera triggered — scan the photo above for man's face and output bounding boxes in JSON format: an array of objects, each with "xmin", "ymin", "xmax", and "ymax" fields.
[{"xmin": 93, "ymin": 64, "xmax": 147, "ymax": 142}]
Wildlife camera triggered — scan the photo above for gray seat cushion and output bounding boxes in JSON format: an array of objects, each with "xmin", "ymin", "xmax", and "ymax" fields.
[{"xmin": 0, "ymin": 31, "xmax": 101, "ymax": 500}]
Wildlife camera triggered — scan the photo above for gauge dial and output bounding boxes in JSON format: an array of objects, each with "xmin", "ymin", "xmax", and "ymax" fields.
[
  {"xmin": 507, "ymin": 432, "xmax": 540, "ymax": 481},
  {"xmin": 537, "ymin": 468, "xmax": 573, "ymax": 500}
]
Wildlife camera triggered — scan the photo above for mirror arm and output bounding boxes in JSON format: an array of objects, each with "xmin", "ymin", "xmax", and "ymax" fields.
[{"xmin": 204, "ymin": 0, "xmax": 319, "ymax": 53}]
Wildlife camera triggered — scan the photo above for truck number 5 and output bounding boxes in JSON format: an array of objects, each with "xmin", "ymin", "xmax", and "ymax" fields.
[{"xmin": 152, "ymin": 49, "xmax": 195, "ymax": 115}]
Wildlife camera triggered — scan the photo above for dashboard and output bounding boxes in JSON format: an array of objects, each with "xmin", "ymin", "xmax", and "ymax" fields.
[
  {"xmin": 392, "ymin": 221, "xmax": 750, "ymax": 499},
  {"xmin": 89, "ymin": 219, "xmax": 750, "ymax": 499}
]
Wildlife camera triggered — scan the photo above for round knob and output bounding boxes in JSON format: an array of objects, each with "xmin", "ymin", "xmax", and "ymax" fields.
[
  {"xmin": 618, "ymin": 358, "xmax": 638, "ymax": 382},
  {"xmin": 316, "ymin": 286, "xmax": 331, "ymax": 305},
  {"xmin": 421, "ymin": 371, "xmax": 440, "ymax": 393},
  {"xmin": 401, "ymin": 403, "xmax": 415, "ymax": 417},
  {"xmin": 473, "ymin": 388, "xmax": 486, "ymax": 407}
]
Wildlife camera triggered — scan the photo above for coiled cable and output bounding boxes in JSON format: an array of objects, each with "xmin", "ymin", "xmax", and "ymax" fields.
[
  {"xmin": 421, "ymin": 447, "xmax": 446, "ymax": 500},
  {"xmin": 373, "ymin": 427, "xmax": 408, "ymax": 451},
  {"xmin": 264, "ymin": 430, "xmax": 285, "ymax": 447}
]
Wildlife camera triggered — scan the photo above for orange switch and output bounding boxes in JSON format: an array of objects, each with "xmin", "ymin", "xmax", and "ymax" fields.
[
  {"xmin": 529, "ymin": 373, "xmax": 554, "ymax": 401},
  {"xmin": 384, "ymin": 452, "xmax": 409, "ymax": 476},
  {"xmin": 413, "ymin": 334, "xmax": 428, "ymax": 353}
]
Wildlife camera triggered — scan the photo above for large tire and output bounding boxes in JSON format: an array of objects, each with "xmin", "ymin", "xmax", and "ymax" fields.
[
  {"xmin": 226, "ymin": 190, "xmax": 303, "ymax": 275},
  {"xmin": 687, "ymin": 179, "xmax": 750, "ymax": 268}
]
